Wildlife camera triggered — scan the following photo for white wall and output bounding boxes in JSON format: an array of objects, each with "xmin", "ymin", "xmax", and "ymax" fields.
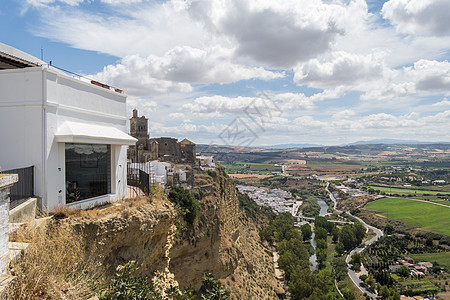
[
  {"xmin": 0, "ymin": 68, "xmax": 45, "ymax": 198},
  {"xmin": 0, "ymin": 66, "xmax": 130, "ymax": 211}
]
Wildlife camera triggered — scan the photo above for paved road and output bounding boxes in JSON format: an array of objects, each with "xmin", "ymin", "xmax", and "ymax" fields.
[
  {"xmin": 324, "ymin": 185, "xmax": 383, "ymax": 299},
  {"xmin": 326, "ymin": 183, "xmax": 341, "ymax": 212},
  {"xmin": 345, "ymin": 212, "xmax": 383, "ymax": 299}
]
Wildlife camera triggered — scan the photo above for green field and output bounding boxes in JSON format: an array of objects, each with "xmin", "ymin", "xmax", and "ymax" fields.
[
  {"xmin": 368, "ymin": 185, "xmax": 450, "ymax": 195},
  {"xmin": 364, "ymin": 197, "xmax": 450, "ymax": 236},
  {"xmin": 220, "ymin": 161, "xmax": 282, "ymax": 174},
  {"xmin": 409, "ymin": 252, "xmax": 450, "ymax": 270}
]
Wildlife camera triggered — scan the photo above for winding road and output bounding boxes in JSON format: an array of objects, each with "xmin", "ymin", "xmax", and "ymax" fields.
[
  {"xmin": 345, "ymin": 213, "xmax": 383, "ymax": 299},
  {"xmin": 325, "ymin": 184, "xmax": 383, "ymax": 299}
]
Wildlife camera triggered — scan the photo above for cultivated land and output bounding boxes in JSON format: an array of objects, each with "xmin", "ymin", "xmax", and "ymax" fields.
[
  {"xmin": 220, "ymin": 162, "xmax": 282, "ymax": 174},
  {"xmin": 368, "ymin": 185, "xmax": 450, "ymax": 195},
  {"xmin": 409, "ymin": 252, "xmax": 450, "ymax": 270},
  {"xmin": 364, "ymin": 197, "xmax": 450, "ymax": 236}
]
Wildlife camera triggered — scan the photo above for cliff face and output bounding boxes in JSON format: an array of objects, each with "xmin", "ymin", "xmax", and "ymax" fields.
[
  {"xmin": 59, "ymin": 196, "xmax": 179, "ymax": 293},
  {"xmin": 170, "ymin": 168, "xmax": 283, "ymax": 299},
  {"xmin": 56, "ymin": 168, "xmax": 282, "ymax": 299}
]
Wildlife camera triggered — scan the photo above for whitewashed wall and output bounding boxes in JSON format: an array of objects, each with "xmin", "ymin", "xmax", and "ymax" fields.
[{"xmin": 0, "ymin": 66, "xmax": 130, "ymax": 211}]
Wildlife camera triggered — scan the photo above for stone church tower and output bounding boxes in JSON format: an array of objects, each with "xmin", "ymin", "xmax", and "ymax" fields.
[{"xmin": 129, "ymin": 109, "xmax": 158, "ymax": 162}]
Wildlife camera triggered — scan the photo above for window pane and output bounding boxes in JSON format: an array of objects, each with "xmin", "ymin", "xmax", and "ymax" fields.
[{"xmin": 65, "ymin": 143, "xmax": 111, "ymax": 203}]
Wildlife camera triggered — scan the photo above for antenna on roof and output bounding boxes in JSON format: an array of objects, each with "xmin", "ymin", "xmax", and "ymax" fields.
[{"xmin": 41, "ymin": 47, "xmax": 43, "ymax": 61}]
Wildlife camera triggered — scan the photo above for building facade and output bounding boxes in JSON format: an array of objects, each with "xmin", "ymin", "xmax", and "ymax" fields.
[{"xmin": 0, "ymin": 42, "xmax": 136, "ymax": 211}]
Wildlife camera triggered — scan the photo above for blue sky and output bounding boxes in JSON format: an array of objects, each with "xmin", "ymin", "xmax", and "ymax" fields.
[{"xmin": 1, "ymin": 0, "xmax": 450, "ymax": 146}]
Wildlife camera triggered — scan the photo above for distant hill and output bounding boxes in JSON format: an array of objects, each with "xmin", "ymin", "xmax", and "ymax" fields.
[
  {"xmin": 347, "ymin": 139, "xmax": 450, "ymax": 145},
  {"xmin": 260, "ymin": 143, "xmax": 323, "ymax": 149}
]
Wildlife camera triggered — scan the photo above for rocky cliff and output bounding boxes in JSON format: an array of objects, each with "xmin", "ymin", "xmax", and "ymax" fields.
[
  {"xmin": 43, "ymin": 167, "xmax": 282, "ymax": 299},
  {"xmin": 170, "ymin": 167, "xmax": 283, "ymax": 299}
]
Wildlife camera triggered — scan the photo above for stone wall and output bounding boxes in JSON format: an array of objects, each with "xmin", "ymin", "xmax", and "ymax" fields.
[{"xmin": 0, "ymin": 173, "xmax": 18, "ymax": 274}]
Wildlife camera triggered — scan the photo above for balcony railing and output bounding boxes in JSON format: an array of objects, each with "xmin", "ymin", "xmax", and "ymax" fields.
[{"xmin": 0, "ymin": 166, "xmax": 34, "ymax": 209}]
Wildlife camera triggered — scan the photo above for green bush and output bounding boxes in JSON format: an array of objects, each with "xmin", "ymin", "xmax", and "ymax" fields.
[
  {"xmin": 168, "ymin": 186, "xmax": 198, "ymax": 224},
  {"xmin": 100, "ymin": 262, "xmax": 153, "ymax": 300}
]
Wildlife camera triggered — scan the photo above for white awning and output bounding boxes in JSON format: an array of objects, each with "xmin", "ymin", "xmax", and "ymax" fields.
[{"xmin": 55, "ymin": 122, "xmax": 137, "ymax": 145}]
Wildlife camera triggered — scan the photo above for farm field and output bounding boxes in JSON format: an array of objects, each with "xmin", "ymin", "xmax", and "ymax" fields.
[
  {"xmin": 409, "ymin": 252, "xmax": 450, "ymax": 270},
  {"xmin": 364, "ymin": 197, "xmax": 450, "ymax": 236},
  {"xmin": 396, "ymin": 278, "xmax": 438, "ymax": 295},
  {"xmin": 368, "ymin": 185, "xmax": 450, "ymax": 195},
  {"xmin": 220, "ymin": 161, "xmax": 282, "ymax": 174}
]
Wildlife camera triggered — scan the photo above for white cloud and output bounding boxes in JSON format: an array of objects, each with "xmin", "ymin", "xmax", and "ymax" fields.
[
  {"xmin": 382, "ymin": 0, "xmax": 450, "ymax": 36},
  {"xmin": 181, "ymin": 95, "xmax": 280, "ymax": 117},
  {"xmin": 25, "ymin": 0, "xmax": 83, "ymax": 7},
  {"xmin": 94, "ymin": 46, "xmax": 283, "ymax": 96},
  {"xmin": 294, "ymin": 51, "xmax": 386, "ymax": 88},
  {"xmin": 432, "ymin": 98, "xmax": 450, "ymax": 107},
  {"xmin": 406, "ymin": 59, "xmax": 450, "ymax": 93}
]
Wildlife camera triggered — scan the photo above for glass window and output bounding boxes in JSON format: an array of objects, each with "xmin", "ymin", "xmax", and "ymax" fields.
[{"xmin": 65, "ymin": 143, "xmax": 111, "ymax": 203}]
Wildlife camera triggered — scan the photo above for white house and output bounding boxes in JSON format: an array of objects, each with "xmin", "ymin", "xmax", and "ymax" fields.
[
  {"xmin": 196, "ymin": 155, "xmax": 216, "ymax": 171},
  {"xmin": 0, "ymin": 42, "xmax": 137, "ymax": 211}
]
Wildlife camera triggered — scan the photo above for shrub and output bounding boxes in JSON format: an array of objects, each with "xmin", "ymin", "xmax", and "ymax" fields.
[{"xmin": 168, "ymin": 186, "xmax": 198, "ymax": 224}]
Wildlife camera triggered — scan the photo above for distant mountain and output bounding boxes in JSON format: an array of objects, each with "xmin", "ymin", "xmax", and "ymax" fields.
[
  {"xmin": 347, "ymin": 139, "xmax": 449, "ymax": 145},
  {"xmin": 260, "ymin": 143, "xmax": 324, "ymax": 149}
]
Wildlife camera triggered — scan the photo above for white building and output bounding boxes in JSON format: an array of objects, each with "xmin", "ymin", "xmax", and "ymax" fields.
[
  {"xmin": 196, "ymin": 155, "xmax": 215, "ymax": 171},
  {"xmin": 0, "ymin": 43, "xmax": 137, "ymax": 211}
]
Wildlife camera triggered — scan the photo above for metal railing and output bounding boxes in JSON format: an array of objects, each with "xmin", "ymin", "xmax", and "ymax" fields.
[
  {"xmin": 0, "ymin": 166, "xmax": 34, "ymax": 208},
  {"xmin": 127, "ymin": 163, "xmax": 155, "ymax": 196}
]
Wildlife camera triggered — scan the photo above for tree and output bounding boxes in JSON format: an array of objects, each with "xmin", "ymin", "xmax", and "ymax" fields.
[
  {"xmin": 332, "ymin": 227, "xmax": 339, "ymax": 243},
  {"xmin": 384, "ymin": 224, "xmax": 394, "ymax": 235},
  {"xmin": 365, "ymin": 273, "xmax": 376, "ymax": 291},
  {"xmin": 379, "ymin": 285, "xmax": 390, "ymax": 299},
  {"xmin": 342, "ymin": 290, "xmax": 356, "ymax": 300},
  {"xmin": 335, "ymin": 242, "xmax": 345, "ymax": 256},
  {"xmin": 316, "ymin": 248, "xmax": 327, "ymax": 268},
  {"xmin": 332, "ymin": 257, "xmax": 348, "ymax": 282},
  {"xmin": 350, "ymin": 252, "xmax": 362, "ymax": 271},
  {"xmin": 340, "ymin": 225, "xmax": 356, "ymax": 251},
  {"xmin": 315, "ymin": 216, "xmax": 333, "ymax": 233},
  {"xmin": 316, "ymin": 239, "xmax": 327, "ymax": 250},
  {"xmin": 315, "ymin": 227, "xmax": 328, "ymax": 241},
  {"xmin": 397, "ymin": 266, "xmax": 410, "ymax": 278},
  {"xmin": 353, "ymin": 222, "xmax": 366, "ymax": 245},
  {"xmin": 301, "ymin": 224, "xmax": 312, "ymax": 241}
]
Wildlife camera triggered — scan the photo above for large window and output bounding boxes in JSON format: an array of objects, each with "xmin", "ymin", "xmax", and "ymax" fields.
[{"xmin": 65, "ymin": 143, "xmax": 111, "ymax": 203}]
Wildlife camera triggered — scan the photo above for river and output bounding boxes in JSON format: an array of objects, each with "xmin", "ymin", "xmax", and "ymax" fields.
[{"xmin": 308, "ymin": 198, "xmax": 328, "ymax": 271}]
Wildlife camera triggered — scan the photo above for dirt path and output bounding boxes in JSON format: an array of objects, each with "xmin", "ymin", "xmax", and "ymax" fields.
[{"xmin": 273, "ymin": 251, "xmax": 284, "ymax": 280}]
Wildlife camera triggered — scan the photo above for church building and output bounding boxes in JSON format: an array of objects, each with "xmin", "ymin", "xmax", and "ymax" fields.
[{"xmin": 128, "ymin": 109, "xmax": 196, "ymax": 164}]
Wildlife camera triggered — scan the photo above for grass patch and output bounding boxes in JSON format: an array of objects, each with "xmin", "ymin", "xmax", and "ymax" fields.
[
  {"xmin": 409, "ymin": 252, "xmax": 450, "ymax": 270},
  {"xmin": 364, "ymin": 197, "xmax": 450, "ymax": 235}
]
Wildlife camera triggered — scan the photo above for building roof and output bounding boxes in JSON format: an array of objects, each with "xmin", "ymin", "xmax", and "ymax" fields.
[
  {"xmin": 0, "ymin": 42, "xmax": 45, "ymax": 69},
  {"xmin": 180, "ymin": 138, "xmax": 195, "ymax": 145},
  {"xmin": 55, "ymin": 122, "xmax": 137, "ymax": 145}
]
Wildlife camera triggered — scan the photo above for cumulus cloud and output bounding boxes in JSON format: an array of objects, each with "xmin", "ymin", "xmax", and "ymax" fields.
[
  {"xmin": 407, "ymin": 59, "xmax": 450, "ymax": 93},
  {"xmin": 382, "ymin": 0, "xmax": 450, "ymax": 36},
  {"xmin": 181, "ymin": 95, "xmax": 282, "ymax": 118},
  {"xmin": 94, "ymin": 46, "xmax": 283, "ymax": 95},
  {"xmin": 293, "ymin": 51, "xmax": 386, "ymax": 88}
]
